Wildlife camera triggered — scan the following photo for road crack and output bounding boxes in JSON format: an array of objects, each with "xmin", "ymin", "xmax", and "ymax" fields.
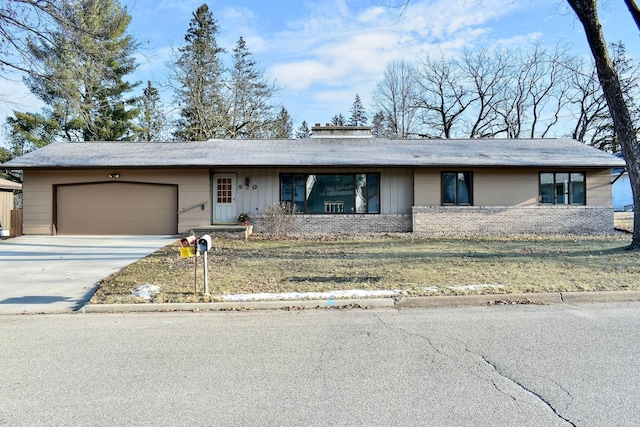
[
  {"xmin": 374, "ymin": 314, "xmax": 447, "ymax": 359},
  {"xmin": 480, "ymin": 355, "xmax": 577, "ymax": 427}
]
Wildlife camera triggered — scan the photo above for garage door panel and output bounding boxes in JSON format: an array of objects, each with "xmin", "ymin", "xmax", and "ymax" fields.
[{"xmin": 57, "ymin": 182, "xmax": 177, "ymax": 235}]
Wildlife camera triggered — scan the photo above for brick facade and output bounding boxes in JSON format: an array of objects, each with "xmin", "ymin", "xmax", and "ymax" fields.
[
  {"xmin": 412, "ymin": 206, "xmax": 614, "ymax": 236},
  {"xmin": 247, "ymin": 207, "xmax": 615, "ymax": 236},
  {"xmin": 252, "ymin": 214, "xmax": 412, "ymax": 234}
]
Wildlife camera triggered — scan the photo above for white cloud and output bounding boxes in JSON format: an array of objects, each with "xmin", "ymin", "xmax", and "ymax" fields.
[
  {"xmin": 266, "ymin": 0, "xmax": 529, "ymax": 95},
  {"xmin": 221, "ymin": 6, "xmax": 257, "ymax": 22},
  {"xmin": 219, "ymin": 6, "xmax": 259, "ymax": 47}
]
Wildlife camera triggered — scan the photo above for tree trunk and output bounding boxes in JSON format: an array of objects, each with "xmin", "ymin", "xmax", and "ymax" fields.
[
  {"xmin": 567, "ymin": 0, "xmax": 640, "ymax": 249},
  {"xmin": 624, "ymin": 0, "xmax": 640, "ymax": 31}
]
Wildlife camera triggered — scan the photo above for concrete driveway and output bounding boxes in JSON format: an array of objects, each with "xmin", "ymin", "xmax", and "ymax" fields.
[{"xmin": 0, "ymin": 235, "xmax": 177, "ymax": 315}]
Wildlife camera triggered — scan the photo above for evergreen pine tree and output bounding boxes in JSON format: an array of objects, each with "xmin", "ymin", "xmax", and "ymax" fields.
[
  {"xmin": 296, "ymin": 121, "xmax": 311, "ymax": 139},
  {"xmin": 137, "ymin": 81, "xmax": 166, "ymax": 141},
  {"xmin": 271, "ymin": 107, "xmax": 293, "ymax": 138},
  {"xmin": 331, "ymin": 113, "xmax": 346, "ymax": 126},
  {"xmin": 172, "ymin": 3, "xmax": 225, "ymax": 141},
  {"xmin": 226, "ymin": 36, "xmax": 279, "ymax": 138},
  {"xmin": 349, "ymin": 94, "xmax": 368, "ymax": 126},
  {"xmin": 371, "ymin": 111, "xmax": 389, "ymax": 138},
  {"xmin": 12, "ymin": 0, "xmax": 139, "ymax": 142}
]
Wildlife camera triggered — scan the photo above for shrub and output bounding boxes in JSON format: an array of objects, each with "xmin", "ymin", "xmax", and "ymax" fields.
[{"xmin": 262, "ymin": 202, "xmax": 297, "ymax": 237}]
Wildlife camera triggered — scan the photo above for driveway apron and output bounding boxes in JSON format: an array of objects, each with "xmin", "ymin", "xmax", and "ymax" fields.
[{"xmin": 0, "ymin": 235, "xmax": 176, "ymax": 315}]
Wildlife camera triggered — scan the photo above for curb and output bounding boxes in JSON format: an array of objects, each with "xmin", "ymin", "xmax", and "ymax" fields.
[
  {"xmin": 79, "ymin": 290, "xmax": 640, "ymax": 313},
  {"xmin": 394, "ymin": 292, "xmax": 563, "ymax": 308},
  {"xmin": 80, "ymin": 298, "xmax": 396, "ymax": 313}
]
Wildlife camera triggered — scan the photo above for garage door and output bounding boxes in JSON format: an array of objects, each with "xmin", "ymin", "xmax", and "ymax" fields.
[{"xmin": 56, "ymin": 182, "xmax": 178, "ymax": 235}]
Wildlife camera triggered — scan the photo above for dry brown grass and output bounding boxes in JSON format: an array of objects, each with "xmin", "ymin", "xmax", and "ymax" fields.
[
  {"xmin": 91, "ymin": 226, "xmax": 639, "ymax": 304},
  {"xmin": 615, "ymin": 212, "xmax": 634, "ymax": 233}
]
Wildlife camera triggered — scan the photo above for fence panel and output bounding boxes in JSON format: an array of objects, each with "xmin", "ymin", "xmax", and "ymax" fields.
[{"xmin": 10, "ymin": 209, "xmax": 22, "ymax": 237}]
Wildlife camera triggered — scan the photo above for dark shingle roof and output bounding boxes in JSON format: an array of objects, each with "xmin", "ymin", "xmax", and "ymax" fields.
[{"xmin": 0, "ymin": 138, "xmax": 626, "ymax": 169}]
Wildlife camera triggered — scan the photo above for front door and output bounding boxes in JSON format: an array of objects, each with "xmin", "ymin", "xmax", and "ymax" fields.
[{"xmin": 213, "ymin": 174, "xmax": 237, "ymax": 223}]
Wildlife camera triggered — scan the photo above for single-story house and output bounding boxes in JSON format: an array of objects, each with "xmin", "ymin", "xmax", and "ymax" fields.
[
  {"xmin": 0, "ymin": 177, "xmax": 22, "ymax": 237},
  {"xmin": 0, "ymin": 125, "xmax": 626, "ymax": 236}
]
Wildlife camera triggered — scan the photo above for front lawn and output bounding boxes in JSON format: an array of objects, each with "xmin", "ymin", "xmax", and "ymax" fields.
[{"xmin": 91, "ymin": 230, "xmax": 639, "ymax": 304}]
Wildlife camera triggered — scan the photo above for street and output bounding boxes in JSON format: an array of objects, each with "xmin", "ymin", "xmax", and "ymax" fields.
[{"xmin": 0, "ymin": 302, "xmax": 639, "ymax": 426}]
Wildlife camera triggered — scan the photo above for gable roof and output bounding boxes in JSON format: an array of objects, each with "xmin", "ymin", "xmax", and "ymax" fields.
[{"xmin": 0, "ymin": 138, "xmax": 626, "ymax": 169}]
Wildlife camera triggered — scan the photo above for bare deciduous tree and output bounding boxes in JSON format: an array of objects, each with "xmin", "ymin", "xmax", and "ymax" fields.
[
  {"xmin": 371, "ymin": 59, "xmax": 420, "ymax": 139},
  {"xmin": 414, "ymin": 55, "xmax": 473, "ymax": 138},
  {"xmin": 460, "ymin": 47, "xmax": 512, "ymax": 138}
]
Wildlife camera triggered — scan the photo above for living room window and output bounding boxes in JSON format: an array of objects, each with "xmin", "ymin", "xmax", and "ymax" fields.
[
  {"xmin": 539, "ymin": 172, "xmax": 586, "ymax": 205},
  {"xmin": 442, "ymin": 172, "xmax": 473, "ymax": 205},
  {"xmin": 280, "ymin": 173, "xmax": 380, "ymax": 214}
]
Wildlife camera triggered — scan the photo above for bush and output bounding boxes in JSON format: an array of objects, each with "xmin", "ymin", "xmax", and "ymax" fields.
[{"xmin": 262, "ymin": 202, "xmax": 297, "ymax": 237}]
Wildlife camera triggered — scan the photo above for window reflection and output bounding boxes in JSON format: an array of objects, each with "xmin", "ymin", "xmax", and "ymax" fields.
[{"xmin": 280, "ymin": 173, "xmax": 380, "ymax": 214}]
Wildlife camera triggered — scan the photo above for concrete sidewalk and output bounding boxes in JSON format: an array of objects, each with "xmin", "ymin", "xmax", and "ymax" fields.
[{"xmin": 0, "ymin": 235, "xmax": 176, "ymax": 315}]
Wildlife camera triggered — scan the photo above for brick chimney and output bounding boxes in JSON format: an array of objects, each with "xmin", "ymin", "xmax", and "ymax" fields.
[{"xmin": 310, "ymin": 123, "xmax": 373, "ymax": 139}]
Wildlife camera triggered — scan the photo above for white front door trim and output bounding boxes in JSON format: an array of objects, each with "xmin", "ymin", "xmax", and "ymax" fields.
[{"xmin": 212, "ymin": 174, "xmax": 237, "ymax": 223}]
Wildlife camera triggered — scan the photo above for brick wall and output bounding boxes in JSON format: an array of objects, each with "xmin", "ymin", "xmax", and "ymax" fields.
[
  {"xmin": 250, "ymin": 207, "xmax": 614, "ymax": 236},
  {"xmin": 252, "ymin": 214, "xmax": 412, "ymax": 235},
  {"xmin": 412, "ymin": 206, "xmax": 614, "ymax": 236}
]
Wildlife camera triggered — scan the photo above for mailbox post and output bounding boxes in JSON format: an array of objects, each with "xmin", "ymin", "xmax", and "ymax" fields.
[{"xmin": 197, "ymin": 235, "xmax": 212, "ymax": 295}]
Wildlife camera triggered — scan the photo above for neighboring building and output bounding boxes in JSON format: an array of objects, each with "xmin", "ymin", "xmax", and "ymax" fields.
[
  {"xmin": 0, "ymin": 177, "xmax": 22, "ymax": 237},
  {"xmin": 0, "ymin": 125, "xmax": 626, "ymax": 236},
  {"xmin": 612, "ymin": 168, "xmax": 634, "ymax": 211}
]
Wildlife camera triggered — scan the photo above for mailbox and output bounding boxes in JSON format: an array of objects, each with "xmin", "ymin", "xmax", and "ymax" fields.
[
  {"xmin": 197, "ymin": 234, "xmax": 212, "ymax": 252},
  {"xmin": 179, "ymin": 235, "xmax": 196, "ymax": 248}
]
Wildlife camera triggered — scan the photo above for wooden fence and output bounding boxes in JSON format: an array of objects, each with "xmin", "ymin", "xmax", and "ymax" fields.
[{"xmin": 10, "ymin": 209, "xmax": 22, "ymax": 237}]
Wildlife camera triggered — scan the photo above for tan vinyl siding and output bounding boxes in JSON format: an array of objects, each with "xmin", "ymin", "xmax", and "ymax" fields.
[
  {"xmin": 22, "ymin": 176, "xmax": 53, "ymax": 234},
  {"xmin": 474, "ymin": 169, "xmax": 538, "ymax": 206},
  {"xmin": 415, "ymin": 168, "xmax": 613, "ymax": 207},
  {"xmin": 414, "ymin": 170, "xmax": 443, "ymax": 206},
  {"xmin": 586, "ymin": 169, "xmax": 613, "ymax": 207},
  {"xmin": 415, "ymin": 168, "xmax": 537, "ymax": 206}
]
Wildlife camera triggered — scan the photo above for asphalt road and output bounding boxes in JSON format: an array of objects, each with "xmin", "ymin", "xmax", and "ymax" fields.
[{"xmin": 1, "ymin": 302, "xmax": 639, "ymax": 426}]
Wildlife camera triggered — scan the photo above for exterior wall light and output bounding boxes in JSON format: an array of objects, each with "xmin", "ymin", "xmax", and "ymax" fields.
[{"xmin": 109, "ymin": 173, "xmax": 120, "ymax": 179}]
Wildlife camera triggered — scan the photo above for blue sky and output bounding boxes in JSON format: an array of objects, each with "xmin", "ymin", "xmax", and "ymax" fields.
[{"xmin": 1, "ymin": 0, "xmax": 638, "ymax": 138}]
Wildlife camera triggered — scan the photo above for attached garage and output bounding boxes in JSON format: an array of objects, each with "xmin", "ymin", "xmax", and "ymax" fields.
[{"xmin": 55, "ymin": 182, "xmax": 178, "ymax": 235}]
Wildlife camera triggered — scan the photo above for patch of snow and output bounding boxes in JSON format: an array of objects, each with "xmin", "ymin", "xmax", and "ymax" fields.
[
  {"xmin": 222, "ymin": 289, "xmax": 404, "ymax": 302},
  {"xmin": 448, "ymin": 284, "xmax": 504, "ymax": 291},
  {"xmin": 132, "ymin": 284, "xmax": 161, "ymax": 299}
]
